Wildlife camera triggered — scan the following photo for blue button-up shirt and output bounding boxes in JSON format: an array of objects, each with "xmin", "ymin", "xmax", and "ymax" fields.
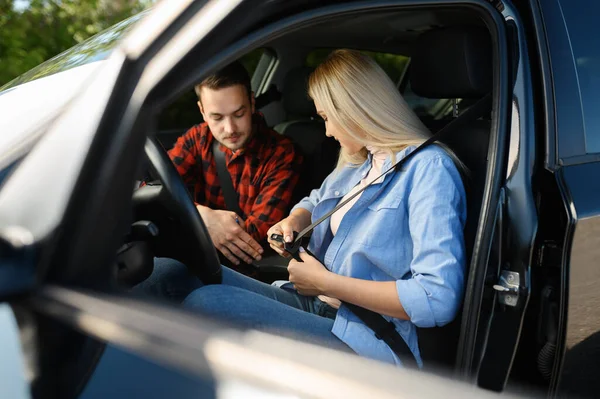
[{"xmin": 292, "ymin": 145, "xmax": 467, "ymax": 367}]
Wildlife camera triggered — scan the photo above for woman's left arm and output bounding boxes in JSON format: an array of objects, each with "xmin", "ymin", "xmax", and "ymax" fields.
[
  {"xmin": 289, "ymin": 154, "xmax": 466, "ymax": 324},
  {"xmin": 325, "ymin": 271, "xmax": 410, "ymax": 319},
  {"xmin": 290, "ymin": 250, "xmax": 409, "ymax": 319}
]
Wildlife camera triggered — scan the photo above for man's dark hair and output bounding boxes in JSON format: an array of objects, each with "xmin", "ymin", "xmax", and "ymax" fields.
[{"xmin": 195, "ymin": 61, "xmax": 252, "ymax": 101}]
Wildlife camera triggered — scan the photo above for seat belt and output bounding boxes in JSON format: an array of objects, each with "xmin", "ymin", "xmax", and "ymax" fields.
[
  {"xmin": 212, "ymin": 140, "xmax": 244, "ymax": 217},
  {"xmin": 271, "ymin": 93, "xmax": 492, "ymax": 368}
]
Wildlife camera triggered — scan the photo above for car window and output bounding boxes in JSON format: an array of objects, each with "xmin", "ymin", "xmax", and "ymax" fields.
[
  {"xmin": 305, "ymin": 49, "xmax": 455, "ymax": 125},
  {"xmin": 0, "ymin": 10, "xmax": 149, "ymax": 92},
  {"xmin": 557, "ymin": 0, "xmax": 600, "ymax": 154},
  {"xmin": 402, "ymin": 81, "xmax": 459, "ymax": 125},
  {"xmin": 157, "ymin": 48, "xmax": 270, "ymax": 133},
  {"xmin": 240, "ymin": 48, "xmax": 268, "ymax": 90}
]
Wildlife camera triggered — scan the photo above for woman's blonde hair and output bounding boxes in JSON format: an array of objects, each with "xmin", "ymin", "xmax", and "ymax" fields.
[{"xmin": 308, "ymin": 49, "xmax": 436, "ymax": 169}]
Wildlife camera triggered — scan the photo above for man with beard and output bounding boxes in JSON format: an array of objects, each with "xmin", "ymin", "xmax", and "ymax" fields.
[{"xmin": 166, "ymin": 61, "xmax": 303, "ymax": 273}]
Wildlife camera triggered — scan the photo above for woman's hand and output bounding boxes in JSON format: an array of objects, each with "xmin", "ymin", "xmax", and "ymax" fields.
[
  {"xmin": 267, "ymin": 209, "xmax": 311, "ymax": 258},
  {"xmin": 288, "ymin": 248, "xmax": 331, "ymax": 296},
  {"xmin": 288, "ymin": 249, "xmax": 410, "ymax": 320}
]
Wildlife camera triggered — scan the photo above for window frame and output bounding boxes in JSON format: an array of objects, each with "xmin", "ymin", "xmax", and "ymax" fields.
[{"xmin": 251, "ymin": 48, "xmax": 278, "ymax": 95}]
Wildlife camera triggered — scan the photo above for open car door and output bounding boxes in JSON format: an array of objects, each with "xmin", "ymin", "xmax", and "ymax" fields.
[{"xmin": 0, "ymin": 0, "xmax": 537, "ymax": 398}]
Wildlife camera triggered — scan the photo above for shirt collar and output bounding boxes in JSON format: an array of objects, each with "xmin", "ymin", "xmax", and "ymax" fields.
[
  {"xmin": 365, "ymin": 145, "xmax": 418, "ymax": 172},
  {"xmin": 335, "ymin": 145, "xmax": 418, "ymax": 193}
]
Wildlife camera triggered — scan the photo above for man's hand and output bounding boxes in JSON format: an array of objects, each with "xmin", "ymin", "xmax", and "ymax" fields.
[{"xmin": 197, "ymin": 205, "xmax": 263, "ymax": 265}]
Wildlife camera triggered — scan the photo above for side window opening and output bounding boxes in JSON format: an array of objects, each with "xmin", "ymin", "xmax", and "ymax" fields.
[
  {"xmin": 304, "ymin": 49, "xmax": 460, "ymax": 131},
  {"xmin": 402, "ymin": 81, "xmax": 463, "ymax": 131}
]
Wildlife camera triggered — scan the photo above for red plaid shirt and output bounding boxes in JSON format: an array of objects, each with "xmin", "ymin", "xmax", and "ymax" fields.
[{"xmin": 168, "ymin": 114, "xmax": 303, "ymax": 243}]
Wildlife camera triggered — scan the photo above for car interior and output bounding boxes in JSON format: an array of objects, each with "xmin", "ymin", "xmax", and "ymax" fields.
[{"xmin": 109, "ymin": 3, "xmax": 501, "ymax": 389}]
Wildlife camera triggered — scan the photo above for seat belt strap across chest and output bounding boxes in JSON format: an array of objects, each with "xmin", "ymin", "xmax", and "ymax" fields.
[
  {"xmin": 212, "ymin": 140, "xmax": 244, "ymax": 217},
  {"xmin": 271, "ymin": 93, "xmax": 492, "ymax": 368}
]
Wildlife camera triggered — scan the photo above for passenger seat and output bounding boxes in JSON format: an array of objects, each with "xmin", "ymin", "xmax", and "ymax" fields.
[
  {"xmin": 274, "ymin": 67, "xmax": 339, "ymax": 203},
  {"xmin": 409, "ymin": 25, "xmax": 493, "ymax": 370}
]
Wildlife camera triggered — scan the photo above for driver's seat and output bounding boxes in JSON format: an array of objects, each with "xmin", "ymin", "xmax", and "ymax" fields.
[
  {"xmin": 274, "ymin": 67, "xmax": 339, "ymax": 204},
  {"xmin": 409, "ymin": 25, "xmax": 493, "ymax": 369}
]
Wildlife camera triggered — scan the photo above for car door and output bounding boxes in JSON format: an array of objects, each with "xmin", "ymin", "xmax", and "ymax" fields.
[
  {"xmin": 454, "ymin": 0, "xmax": 539, "ymax": 393},
  {"xmin": 529, "ymin": 1, "xmax": 600, "ymax": 398},
  {"xmin": 0, "ymin": 0, "xmax": 532, "ymax": 397}
]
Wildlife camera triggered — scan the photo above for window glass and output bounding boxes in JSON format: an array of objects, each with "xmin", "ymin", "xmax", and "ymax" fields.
[
  {"xmin": 240, "ymin": 48, "xmax": 265, "ymax": 81},
  {"xmin": 0, "ymin": 10, "xmax": 149, "ymax": 92},
  {"xmin": 558, "ymin": 0, "xmax": 600, "ymax": 153},
  {"xmin": 402, "ymin": 81, "xmax": 458, "ymax": 127}
]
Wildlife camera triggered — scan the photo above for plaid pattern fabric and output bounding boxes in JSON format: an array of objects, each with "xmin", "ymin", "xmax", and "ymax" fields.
[{"xmin": 168, "ymin": 113, "xmax": 303, "ymax": 244}]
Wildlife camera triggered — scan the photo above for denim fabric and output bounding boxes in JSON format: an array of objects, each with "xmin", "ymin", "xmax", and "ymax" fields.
[
  {"xmin": 291, "ymin": 145, "xmax": 467, "ymax": 367},
  {"xmin": 136, "ymin": 258, "xmax": 349, "ymax": 352},
  {"xmin": 138, "ymin": 144, "xmax": 466, "ymax": 368}
]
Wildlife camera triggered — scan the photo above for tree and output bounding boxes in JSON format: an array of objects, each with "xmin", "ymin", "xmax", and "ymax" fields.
[{"xmin": 0, "ymin": 0, "xmax": 154, "ymax": 86}]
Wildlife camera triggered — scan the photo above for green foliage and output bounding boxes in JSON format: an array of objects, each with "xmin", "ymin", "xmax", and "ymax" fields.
[
  {"xmin": 0, "ymin": 0, "xmax": 154, "ymax": 86},
  {"xmin": 240, "ymin": 50, "xmax": 262, "ymax": 81},
  {"xmin": 362, "ymin": 51, "xmax": 410, "ymax": 84}
]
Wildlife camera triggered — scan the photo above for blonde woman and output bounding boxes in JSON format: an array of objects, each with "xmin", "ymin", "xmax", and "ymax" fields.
[{"xmin": 182, "ymin": 50, "xmax": 466, "ymax": 367}]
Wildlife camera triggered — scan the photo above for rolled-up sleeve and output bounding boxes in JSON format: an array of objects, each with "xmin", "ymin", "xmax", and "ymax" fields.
[{"xmin": 396, "ymin": 156, "xmax": 467, "ymax": 328}]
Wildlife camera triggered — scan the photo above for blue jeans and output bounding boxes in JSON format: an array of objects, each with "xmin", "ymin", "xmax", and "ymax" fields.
[{"xmin": 136, "ymin": 258, "xmax": 351, "ymax": 352}]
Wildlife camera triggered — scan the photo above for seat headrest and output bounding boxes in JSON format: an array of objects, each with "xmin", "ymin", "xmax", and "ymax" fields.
[
  {"xmin": 282, "ymin": 67, "xmax": 317, "ymax": 118},
  {"xmin": 410, "ymin": 26, "xmax": 492, "ymax": 99}
]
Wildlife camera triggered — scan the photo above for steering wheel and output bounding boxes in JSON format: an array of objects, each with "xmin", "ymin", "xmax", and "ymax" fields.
[{"xmin": 132, "ymin": 137, "xmax": 222, "ymax": 284}]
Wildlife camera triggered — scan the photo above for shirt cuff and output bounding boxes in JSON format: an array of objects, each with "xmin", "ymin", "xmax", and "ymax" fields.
[{"xmin": 396, "ymin": 279, "xmax": 436, "ymax": 328}]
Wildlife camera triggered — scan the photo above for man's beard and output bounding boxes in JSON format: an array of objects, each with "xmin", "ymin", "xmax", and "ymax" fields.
[{"xmin": 220, "ymin": 132, "xmax": 248, "ymax": 150}]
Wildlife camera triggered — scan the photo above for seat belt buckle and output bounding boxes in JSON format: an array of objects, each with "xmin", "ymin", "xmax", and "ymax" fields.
[{"xmin": 270, "ymin": 231, "xmax": 313, "ymax": 262}]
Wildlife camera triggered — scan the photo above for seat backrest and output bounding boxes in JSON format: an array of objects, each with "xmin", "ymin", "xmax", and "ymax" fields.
[
  {"xmin": 274, "ymin": 67, "xmax": 339, "ymax": 203},
  {"xmin": 409, "ymin": 25, "xmax": 493, "ymax": 369}
]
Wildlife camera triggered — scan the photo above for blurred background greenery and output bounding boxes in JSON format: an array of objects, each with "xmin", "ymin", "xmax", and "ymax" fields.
[{"xmin": 0, "ymin": 0, "xmax": 155, "ymax": 86}]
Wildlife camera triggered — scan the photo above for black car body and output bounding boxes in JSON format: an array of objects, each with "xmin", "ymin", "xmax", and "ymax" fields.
[{"xmin": 0, "ymin": 0, "xmax": 598, "ymax": 398}]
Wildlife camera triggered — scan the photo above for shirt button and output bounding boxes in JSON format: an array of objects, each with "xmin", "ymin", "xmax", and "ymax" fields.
[{"xmin": 334, "ymin": 190, "xmax": 340, "ymax": 196}]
